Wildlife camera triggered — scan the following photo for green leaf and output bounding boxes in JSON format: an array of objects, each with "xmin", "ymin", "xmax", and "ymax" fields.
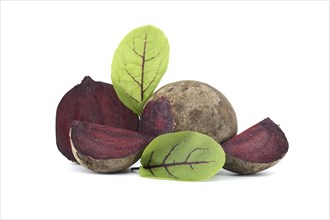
[
  {"xmin": 139, "ymin": 131, "xmax": 226, "ymax": 181},
  {"xmin": 111, "ymin": 25, "xmax": 170, "ymax": 115}
]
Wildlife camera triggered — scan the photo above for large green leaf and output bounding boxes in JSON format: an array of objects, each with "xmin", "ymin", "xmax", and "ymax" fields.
[
  {"xmin": 111, "ymin": 25, "xmax": 170, "ymax": 115},
  {"xmin": 139, "ymin": 131, "xmax": 226, "ymax": 181}
]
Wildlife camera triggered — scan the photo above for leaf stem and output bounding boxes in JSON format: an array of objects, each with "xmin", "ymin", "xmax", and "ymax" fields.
[{"xmin": 130, "ymin": 167, "xmax": 140, "ymax": 172}]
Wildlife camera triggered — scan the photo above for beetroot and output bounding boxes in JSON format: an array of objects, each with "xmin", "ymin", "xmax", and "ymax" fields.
[
  {"xmin": 222, "ymin": 118, "xmax": 289, "ymax": 174},
  {"xmin": 56, "ymin": 76, "xmax": 139, "ymax": 162},
  {"xmin": 139, "ymin": 80, "xmax": 238, "ymax": 144},
  {"xmin": 70, "ymin": 121, "xmax": 154, "ymax": 173}
]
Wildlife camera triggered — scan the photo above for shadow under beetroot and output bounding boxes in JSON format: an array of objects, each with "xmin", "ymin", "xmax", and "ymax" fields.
[
  {"xmin": 207, "ymin": 168, "xmax": 276, "ymax": 182},
  {"xmin": 68, "ymin": 162, "xmax": 132, "ymax": 175},
  {"xmin": 67, "ymin": 162, "xmax": 275, "ymax": 181}
]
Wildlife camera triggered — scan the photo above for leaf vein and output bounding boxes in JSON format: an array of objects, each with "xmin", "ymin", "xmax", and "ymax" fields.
[
  {"xmin": 185, "ymin": 148, "xmax": 207, "ymax": 162},
  {"xmin": 147, "ymin": 151, "xmax": 155, "ymax": 176},
  {"xmin": 126, "ymin": 92, "xmax": 140, "ymax": 103},
  {"xmin": 140, "ymin": 33, "xmax": 148, "ymax": 101},
  {"xmin": 145, "ymin": 52, "xmax": 160, "ymax": 62},
  {"xmin": 143, "ymin": 60, "xmax": 162, "ymax": 93},
  {"xmin": 133, "ymin": 41, "xmax": 143, "ymax": 58},
  {"xmin": 165, "ymin": 166, "xmax": 178, "ymax": 179},
  {"xmin": 125, "ymin": 65, "xmax": 141, "ymax": 86},
  {"xmin": 163, "ymin": 143, "xmax": 180, "ymax": 164},
  {"xmin": 145, "ymin": 160, "xmax": 215, "ymax": 169}
]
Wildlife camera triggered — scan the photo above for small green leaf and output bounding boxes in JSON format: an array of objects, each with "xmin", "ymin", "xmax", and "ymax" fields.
[
  {"xmin": 139, "ymin": 131, "xmax": 226, "ymax": 181},
  {"xmin": 111, "ymin": 25, "xmax": 170, "ymax": 115}
]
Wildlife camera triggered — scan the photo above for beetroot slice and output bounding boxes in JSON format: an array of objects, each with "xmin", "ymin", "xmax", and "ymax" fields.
[
  {"xmin": 70, "ymin": 121, "xmax": 153, "ymax": 160},
  {"xmin": 222, "ymin": 117, "xmax": 289, "ymax": 174}
]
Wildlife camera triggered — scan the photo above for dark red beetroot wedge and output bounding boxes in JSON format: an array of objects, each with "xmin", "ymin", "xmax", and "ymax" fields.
[
  {"xmin": 222, "ymin": 117, "xmax": 289, "ymax": 174},
  {"xmin": 56, "ymin": 76, "xmax": 139, "ymax": 162},
  {"xmin": 70, "ymin": 121, "xmax": 154, "ymax": 173}
]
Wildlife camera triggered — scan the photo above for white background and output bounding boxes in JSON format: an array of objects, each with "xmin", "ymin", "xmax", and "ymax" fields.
[{"xmin": 1, "ymin": 1, "xmax": 329, "ymax": 219}]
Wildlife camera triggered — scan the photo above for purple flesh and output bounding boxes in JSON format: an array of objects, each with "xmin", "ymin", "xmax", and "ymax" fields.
[{"xmin": 56, "ymin": 76, "xmax": 139, "ymax": 162}]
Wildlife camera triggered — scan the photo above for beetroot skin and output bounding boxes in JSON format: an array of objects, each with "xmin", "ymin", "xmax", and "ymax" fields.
[
  {"xmin": 56, "ymin": 76, "xmax": 139, "ymax": 162},
  {"xmin": 139, "ymin": 80, "xmax": 238, "ymax": 144},
  {"xmin": 222, "ymin": 117, "xmax": 289, "ymax": 174}
]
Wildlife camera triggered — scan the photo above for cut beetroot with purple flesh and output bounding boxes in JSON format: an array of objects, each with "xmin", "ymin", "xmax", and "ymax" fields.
[
  {"xmin": 222, "ymin": 117, "xmax": 289, "ymax": 174},
  {"xmin": 70, "ymin": 121, "xmax": 153, "ymax": 159},
  {"xmin": 70, "ymin": 121, "xmax": 154, "ymax": 173},
  {"xmin": 56, "ymin": 76, "xmax": 139, "ymax": 162}
]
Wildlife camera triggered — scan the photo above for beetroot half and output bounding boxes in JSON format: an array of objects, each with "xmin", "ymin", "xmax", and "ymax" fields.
[
  {"xmin": 70, "ymin": 121, "xmax": 154, "ymax": 173},
  {"xmin": 222, "ymin": 117, "xmax": 289, "ymax": 174},
  {"xmin": 56, "ymin": 76, "xmax": 139, "ymax": 162}
]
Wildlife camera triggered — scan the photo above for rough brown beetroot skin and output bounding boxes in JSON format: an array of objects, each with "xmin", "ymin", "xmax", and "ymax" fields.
[
  {"xmin": 222, "ymin": 117, "xmax": 289, "ymax": 174},
  {"xmin": 70, "ymin": 121, "xmax": 154, "ymax": 173},
  {"xmin": 56, "ymin": 76, "xmax": 139, "ymax": 162},
  {"xmin": 139, "ymin": 81, "xmax": 237, "ymax": 144}
]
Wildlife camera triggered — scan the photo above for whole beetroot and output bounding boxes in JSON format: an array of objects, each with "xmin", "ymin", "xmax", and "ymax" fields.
[
  {"xmin": 56, "ymin": 76, "xmax": 139, "ymax": 162},
  {"xmin": 139, "ymin": 80, "xmax": 238, "ymax": 144}
]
